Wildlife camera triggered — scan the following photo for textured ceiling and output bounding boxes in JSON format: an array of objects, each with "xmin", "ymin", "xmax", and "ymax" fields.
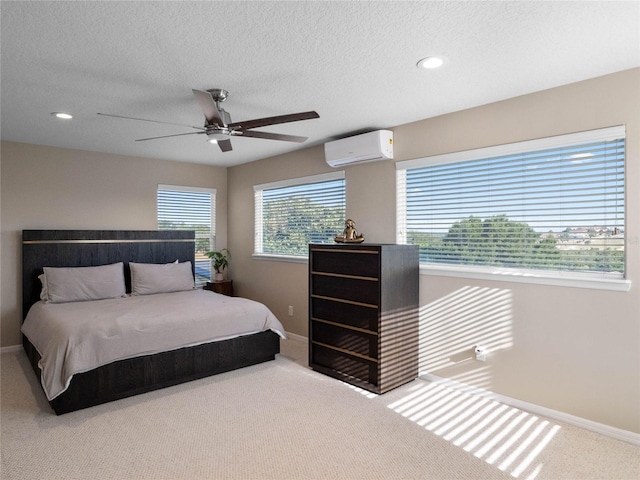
[{"xmin": 2, "ymin": 1, "xmax": 639, "ymax": 167}]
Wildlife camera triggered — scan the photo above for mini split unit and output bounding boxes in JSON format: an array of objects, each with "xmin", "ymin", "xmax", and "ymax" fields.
[{"xmin": 324, "ymin": 130, "xmax": 394, "ymax": 167}]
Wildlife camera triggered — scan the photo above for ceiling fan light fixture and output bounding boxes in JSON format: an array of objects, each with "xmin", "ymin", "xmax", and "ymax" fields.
[
  {"xmin": 416, "ymin": 56, "xmax": 445, "ymax": 69},
  {"xmin": 52, "ymin": 112, "xmax": 73, "ymax": 120},
  {"xmin": 207, "ymin": 131, "xmax": 228, "ymax": 143}
]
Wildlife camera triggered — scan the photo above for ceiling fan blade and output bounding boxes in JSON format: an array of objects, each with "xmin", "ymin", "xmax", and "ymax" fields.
[
  {"xmin": 192, "ymin": 89, "xmax": 225, "ymax": 126},
  {"xmin": 97, "ymin": 113, "xmax": 204, "ymax": 130},
  {"xmin": 241, "ymin": 130, "xmax": 308, "ymax": 143},
  {"xmin": 217, "ymin": 139, "xmax": 233, "ymax": 152},
  {"xmin": 229, "ymin": 111, "xmax": 319, "ymax": 131},
  {"xmin": 135, "ymin": 131, "xmax": 205, "ymax": 142}
]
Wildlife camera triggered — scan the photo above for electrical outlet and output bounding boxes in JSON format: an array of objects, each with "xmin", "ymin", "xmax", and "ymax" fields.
[
  {"xmin": 474, "ymin": 345, "xmax": 487, "ymax": 362},
  {"xmin": 288, "ymin": 305, "xmax": 293, "ymax": 316}
]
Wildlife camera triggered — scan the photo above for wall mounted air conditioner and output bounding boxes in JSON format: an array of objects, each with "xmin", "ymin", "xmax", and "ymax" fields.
[{"xmin": 324, "ymin": 130, "xmax": 393, "ymax": 167}]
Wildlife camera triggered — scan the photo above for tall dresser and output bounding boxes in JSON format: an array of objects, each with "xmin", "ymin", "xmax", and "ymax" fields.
[{"xmin": 308, "ymin": 243, "xmax": 419, "ymax": 394}]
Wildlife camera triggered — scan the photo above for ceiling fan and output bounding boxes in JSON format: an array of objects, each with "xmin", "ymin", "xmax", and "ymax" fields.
[{"xmin": 98, "ymin": 89, "xmax": 319, "ymax": 152}]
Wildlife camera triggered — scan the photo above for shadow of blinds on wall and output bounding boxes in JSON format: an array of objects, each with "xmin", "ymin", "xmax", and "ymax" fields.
[
  {"xmin": 396, "ymin": 126, "xmax": 625, "ymax": 282},
  {"xmin": 158, "ymin": 185, "xmax": 216, "ymax": 286}
]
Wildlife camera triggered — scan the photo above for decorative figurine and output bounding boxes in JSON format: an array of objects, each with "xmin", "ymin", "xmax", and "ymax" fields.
[{"xmin": 335, "ymin": 218, "xmax": 365, "ymax": 243}]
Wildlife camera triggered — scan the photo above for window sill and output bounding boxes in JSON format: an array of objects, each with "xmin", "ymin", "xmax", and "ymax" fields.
[
  {"xmin": 420, "ymin": 264, "xmax": 631, "ymax": 292},
  {"xmin": 252, "ymin": 253, "xmax": 308, "ymax": 264}
]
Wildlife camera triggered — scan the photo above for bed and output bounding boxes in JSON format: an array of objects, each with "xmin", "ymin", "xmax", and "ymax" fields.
[{"xmin": 21, "ymin": 230, "xmax": 284, "ymax": 415}]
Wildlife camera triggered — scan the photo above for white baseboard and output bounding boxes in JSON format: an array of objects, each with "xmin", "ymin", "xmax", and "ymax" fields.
[
  {"xmin": 284, "ymin": 331, "xmax": 307, "ymax": 343},
  {"xmin": 1, "ymin": 344, "xmax": 22, "ymax": 354},
  {"xmin": 420, "ymin": 372, "xmax": 640, "ymax": 447}
]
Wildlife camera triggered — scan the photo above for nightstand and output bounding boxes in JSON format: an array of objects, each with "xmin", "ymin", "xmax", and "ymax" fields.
[{"xmin": 204, "ymin": 280, "xmax": 234, "ymax": 297}]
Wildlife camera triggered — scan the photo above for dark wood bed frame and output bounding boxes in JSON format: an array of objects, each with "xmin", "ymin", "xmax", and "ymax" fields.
[{"xmin": 22, "ymin": 230, "xmax": 280, "ymax": 415}]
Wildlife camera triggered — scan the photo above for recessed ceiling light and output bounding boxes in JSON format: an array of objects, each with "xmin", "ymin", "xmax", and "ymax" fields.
[
  {"xmin": 416, "ymin": 56, "xmax": 445, "ymax": 69},
  {"xmin": 52, "ymin": 112, "xmax": 73, "ymax": 120}
]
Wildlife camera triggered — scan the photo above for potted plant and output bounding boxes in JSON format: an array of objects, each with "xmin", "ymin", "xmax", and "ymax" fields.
[{"xmin": 205, "ymin": 248, "xmax": 231, "ymax": 282}]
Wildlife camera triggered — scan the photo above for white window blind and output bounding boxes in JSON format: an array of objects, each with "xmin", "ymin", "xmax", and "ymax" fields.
[
  {"xmin": 397, "ymin": 126, "xmax": 625, "ymax": 279},
  {"xmin": 157, "ymin": 185, "xmax": 216, "ymax": 286},
  {"xmin": 254, "ymin": 172, "xmax": 346, "ymax": 258}
]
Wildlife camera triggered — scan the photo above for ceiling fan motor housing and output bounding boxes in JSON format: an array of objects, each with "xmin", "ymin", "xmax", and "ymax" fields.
[{"xmin": 207, "ymin": 88, "xmax": 229, "ymax": 103}]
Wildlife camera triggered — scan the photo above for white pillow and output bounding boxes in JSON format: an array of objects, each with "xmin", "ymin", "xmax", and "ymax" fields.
[
  {"xmin": 42, "ymin": 262, "xmax": 127, "ymax": 303},
  {"xmin": 129, "ymin": 261, "xmax": 195, "ymax": 296},
  {"xmin": 38, "ymin": 274, "xmax": 48, "ymax": 301}
]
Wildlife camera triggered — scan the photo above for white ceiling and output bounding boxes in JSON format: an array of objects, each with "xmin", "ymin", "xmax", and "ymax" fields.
[{"xmin": 2, "ymin": 1, "xmax": 639, "ymax": 167}]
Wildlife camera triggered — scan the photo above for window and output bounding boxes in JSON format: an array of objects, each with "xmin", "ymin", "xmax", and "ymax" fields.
[
  {"xmin": 254, "ymin": 172, "xmax": 346, "ymax": 259},
  {"xmin": 157, "ymin": 185, "xmax": 216, "ymax": 286},
  {"xmin": 397, "ymin": 126, "xmax": 626, "ymax": 287}
]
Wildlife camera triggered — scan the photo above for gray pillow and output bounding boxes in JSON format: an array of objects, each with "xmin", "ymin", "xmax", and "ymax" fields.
[
  {"xmin": 42, "ymin": 263, "xmax": 126, "ymax": 303},
  {"xmin": 129, "ymin": 261, "xmax": 195, "ymax": 295}
]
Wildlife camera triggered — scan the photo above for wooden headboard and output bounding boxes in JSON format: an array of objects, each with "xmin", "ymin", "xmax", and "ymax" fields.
[{"xmin": 22, "ymin": 230, "xmax": 196, "ymax": 319}]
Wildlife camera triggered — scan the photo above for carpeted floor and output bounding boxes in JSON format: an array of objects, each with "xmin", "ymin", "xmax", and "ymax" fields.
[{"xmin": 1, "ymin": 338, "xmax": 638, "ymax": 480}]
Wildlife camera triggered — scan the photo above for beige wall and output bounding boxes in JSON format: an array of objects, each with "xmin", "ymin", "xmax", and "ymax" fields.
[
  {"xmin": 0, "ymin": 142, "xmax": 227, "ymax": 346},
  {"xmin": 228, "ymin": 69, "xmax": 640, "ymax": 433}
]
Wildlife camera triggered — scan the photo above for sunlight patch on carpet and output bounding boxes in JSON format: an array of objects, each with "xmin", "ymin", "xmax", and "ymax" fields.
[{"xmin": 387, "ymin": 381, "xmax": 561, "ymax": 479}]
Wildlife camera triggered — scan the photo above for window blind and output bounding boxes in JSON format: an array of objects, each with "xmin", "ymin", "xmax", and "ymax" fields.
[
  {"xmin": 254, "ymin": 173, "xmax": 346, "ymax": 257},
  {"xmin": 397, "ymin": 127, "xmax": 625, "ymax": 277},
  {"xmin": 157, "ymin": 185, "xmax": 216, "ymax": 286}
]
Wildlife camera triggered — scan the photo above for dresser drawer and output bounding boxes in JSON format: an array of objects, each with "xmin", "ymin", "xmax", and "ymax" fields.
[
  {"xmin": 311, "ymin": 344, "xmax": 377, "ymax": 386},
  {"xmin": 311, "ymin": 321, "xmax": 378, "ymax": 359},
  {"xmin": 311, "ymin": 274, "xmax": 378, "ymax": 306},
  {"xmin": 310, "ymin": 248, "xmax": 379, "ymax": 278},
  {"xmin": 310, "ymin": 297, "xmax": 378, "ymax": 332}
]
